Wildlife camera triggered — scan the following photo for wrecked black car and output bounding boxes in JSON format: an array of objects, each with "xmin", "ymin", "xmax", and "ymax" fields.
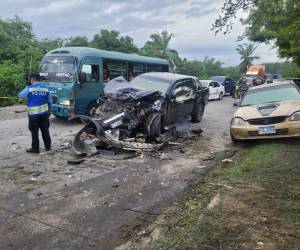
[{"xmin": 71, "ymin": 73, "xmax": 209, "ymax": 155}]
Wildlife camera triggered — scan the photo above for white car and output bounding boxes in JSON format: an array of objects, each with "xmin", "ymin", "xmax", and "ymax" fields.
[{"xmin": 201, "ymin": 80, "xmax": 225, "ymax": 100}]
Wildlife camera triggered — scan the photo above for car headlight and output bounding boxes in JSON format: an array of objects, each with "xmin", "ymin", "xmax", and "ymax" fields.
[
  {"xmin": 231, "ymin": 117, "xmax": 248, "ymax": 126},
  {"xmin": 59, "ymin": 99, "xmax": 72, "ymax": 105},
  {"xmin": 289, "ymin": 111, "xmax": 300, "ymax": 121}
]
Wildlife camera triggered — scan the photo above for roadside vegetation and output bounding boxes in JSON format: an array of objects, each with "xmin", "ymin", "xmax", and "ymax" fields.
[
  {"xmin": 148, "ymin": 141, "xmax": 300, "ymax": 249},
  {"xmin": 1, "ymin": 14, "xmax": 299, "ymax": 107}
]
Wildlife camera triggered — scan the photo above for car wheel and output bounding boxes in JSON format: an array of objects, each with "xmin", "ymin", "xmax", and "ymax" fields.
[
  {"xmin": 219, "ymin": 92, "xmax": 223, "ymax": 100},
  {"xmin": 230, "ymin": 132, "xmax": 243, "ymax": 143},
  {"xmin": 147, "ymin": 113, "xmax": 161, "ymax": 139},
  {"xmin": 191, "ymin": 102, "xmax": 205, "ymax": 123},
  {"xmin": 86, "ymin": 101, "xmax": 99, "ymax": 117}
]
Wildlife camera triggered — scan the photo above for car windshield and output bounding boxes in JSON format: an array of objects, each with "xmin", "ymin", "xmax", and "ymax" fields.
[
  {"xmin": 129, "ymin": 75, "xmax": 171, "ymax": 94},
  {"xmin": 241, "ymin": 85, "xmax": 300, "ymax": 106},
  {"xmin": 38, "ymin": 56, "xmax": 76, "ymax": 83},
  {"xmin": 210, "ymin": 76, "xmax": 224, "ymax": 83},
  {"xmin": 200, "ymin": 80, "xmax": 210, "ymax": 87}
]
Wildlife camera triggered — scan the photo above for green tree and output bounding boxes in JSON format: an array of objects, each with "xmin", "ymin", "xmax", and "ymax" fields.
[
  {"xmin": 0, "ymin": 16, "xmax": 43, "ymax": 106},
  {"xmin": 140, "ymin": 31, "xmax": 181, "ymax": 72},
  {"xmin": 264, "ymin": 61, "xmax": 300, "ymax": 78},
  {"xmin": 213, "ymin": 0, "xmax": 300, "ymax": 69},
  {"xmin": 177, "ymin": 59, "xmax": 203, "ymax": 77},
  {"xmin": 244, "ymin": 0, "xmax": 300, "ymax": 66},
  {"xmin": 177, "ymin": 57, "xmax": 226, "ymax": 79},
  {"xmin": 224, "ymin": 66, "xmax": 240, "ymax": 81},
  {"xmin": 65, "ymin": 36, "xmax": 88, "ymax": 47},
  {"xmin": 0, "ymin": 16, "xmax": 35, "ymax": 64},
  {"xmin": 36, "ymin": 38, "xmax": 66, "ymax": 55},
  {"xmin": 202, "ymin": 57, "xmax": 225, "ymax": 77},
  {"xmin": 90, "ymin": 29, "xmax": 138, "ymax": 53},
  {"xmin": 236, "ymin": 43, "xmax": 259, "ymax": 73}
]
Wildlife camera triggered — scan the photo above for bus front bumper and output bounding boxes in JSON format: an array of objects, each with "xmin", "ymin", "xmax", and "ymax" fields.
[{"xmin": 51, "ymin": 104, "xmax": 75, "ymax": 117}]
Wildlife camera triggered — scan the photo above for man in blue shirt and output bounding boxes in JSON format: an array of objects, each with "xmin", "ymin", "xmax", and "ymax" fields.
[{"xmin": 18, "ymin": 73, "xmax": 52, "ymax": 154}]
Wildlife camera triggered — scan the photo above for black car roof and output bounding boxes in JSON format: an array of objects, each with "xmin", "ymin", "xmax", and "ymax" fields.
[{"xmin": 139, "ymin": 72, "xmax": 195, "ymax": 82}]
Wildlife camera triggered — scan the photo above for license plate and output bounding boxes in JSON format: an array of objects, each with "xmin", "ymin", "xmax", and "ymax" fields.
[
  {"xmin": 258, "ymin": 126, "xmax": 276, "ymax": 135},
  {"xmin": 111, "ymin": 120, "xmax": 123, "ymax": 128}
]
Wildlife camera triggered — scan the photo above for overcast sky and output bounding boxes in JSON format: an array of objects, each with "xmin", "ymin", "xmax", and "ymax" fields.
[{"xmin": 0, "ymin": 0, "xmax": 280, "ymax": 66}]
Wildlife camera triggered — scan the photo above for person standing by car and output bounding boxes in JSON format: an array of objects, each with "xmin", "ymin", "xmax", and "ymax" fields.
[{"xmin": 18, "ymin": 73, "xmax": 52, "ymax": 154}]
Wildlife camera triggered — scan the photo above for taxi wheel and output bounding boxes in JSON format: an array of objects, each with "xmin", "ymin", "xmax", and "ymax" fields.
[{"xmin": 230, "ymin": 132, "xmax": 243, "ymax": 143}]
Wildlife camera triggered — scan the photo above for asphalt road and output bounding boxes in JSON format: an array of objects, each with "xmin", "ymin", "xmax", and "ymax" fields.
[{"xmin": 0, "ymin": 97, "xmax": 235, "ymax": 250}]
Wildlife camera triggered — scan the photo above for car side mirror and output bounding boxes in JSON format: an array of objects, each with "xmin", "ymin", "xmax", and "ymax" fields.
[
  {"xmin": 233, "ymin": 101, "xmax": 240, "ymax": 107},
  {"xmin": 79, "ymin": 72, "xmax": 87, "ymax": 84}
]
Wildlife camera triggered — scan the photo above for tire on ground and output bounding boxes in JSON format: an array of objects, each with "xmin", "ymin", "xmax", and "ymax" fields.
[
  {"xmin": 219, "ymin": 92, "xmax": 223, "ymax": 100},
  {"xmin": 147, "ymin": 113, "xmax": 161, "ymax": 139},
  {"xmin": 86, "ymin": 101, "xmax": 99, "ymax": 117},
  {"xmin": 191, "ymin": 102, "xmax": 205, "ymax": 123}
]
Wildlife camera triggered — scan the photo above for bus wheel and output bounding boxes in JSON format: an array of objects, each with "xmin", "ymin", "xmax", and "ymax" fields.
[{"xmin": 86, "ymin": 101, "xmax": 99, "ymax": 117}]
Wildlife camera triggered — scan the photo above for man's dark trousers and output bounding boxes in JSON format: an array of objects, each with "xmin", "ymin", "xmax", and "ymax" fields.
[{"xmin": 29, "ymin": 114, "xmax": 51, "ymax": 152}]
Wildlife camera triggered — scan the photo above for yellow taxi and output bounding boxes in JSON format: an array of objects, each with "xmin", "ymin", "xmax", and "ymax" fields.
[{"xmin": 230, "ymin": 82, "xmax": 300, "ymax": 141}]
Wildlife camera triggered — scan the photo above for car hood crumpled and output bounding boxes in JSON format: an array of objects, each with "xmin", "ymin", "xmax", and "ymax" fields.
[
  {"xmin": 234, "ymin": 100, "xmax": 300, "ymax": 120},
  {"xmin": 104, "ymin": 76, "xmax": 161, "ymax": 101}
]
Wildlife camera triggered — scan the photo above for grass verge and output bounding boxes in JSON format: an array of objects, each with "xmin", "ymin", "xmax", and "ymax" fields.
[{"xmin": 148, "ymin": 140, "xmax": 300, "ymax": 250}]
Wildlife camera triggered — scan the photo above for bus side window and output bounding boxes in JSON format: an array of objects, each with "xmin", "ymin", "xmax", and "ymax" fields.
[
  {"xmin": 81, "ymin": 64, "xmax": 99, "ymax": 82},
  {"xmin": 155, "ymin": 65, "xmax": 163, "ymax": 72},
  {"xmin": 103, "ymin": 64, "xmax": 111, "ymax": 82},
  {"xmin": 147, "ymin": 64, "xmax": 164, "ymax": 72},
  {"xmin": 163, "ymin": 65, "xmax": 169, "ymax": 72},
  {"xmin": 104, "ymin": 60, "xmax": 127, "ymax": 80},
  {"xmin": 132, "ymin": 63, "xmax": 145, "ymax": 77},
  {"xmin": 147, "ymin": 64, "xmax": 154, "ymax": 72}
]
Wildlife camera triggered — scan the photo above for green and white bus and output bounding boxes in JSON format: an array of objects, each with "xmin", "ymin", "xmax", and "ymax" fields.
[{"xmin": 38, "ymin": 47, "xmax": 169, "ymax": 117}]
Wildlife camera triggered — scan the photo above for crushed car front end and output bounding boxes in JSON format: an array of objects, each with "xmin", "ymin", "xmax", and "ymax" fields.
[{"xmin": 71, "ymin": 77, "xmax": 166, "ymax": 155}]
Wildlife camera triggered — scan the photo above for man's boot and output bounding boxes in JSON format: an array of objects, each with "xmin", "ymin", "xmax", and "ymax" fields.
[{"xmin": 26, "ymin": 148, "xmax": 40, "ymax": 154}]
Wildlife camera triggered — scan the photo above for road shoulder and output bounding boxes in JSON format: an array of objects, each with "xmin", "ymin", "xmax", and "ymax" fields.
[{"xmin": 120, "ymin": 140, "xmax": 300, "ymax": 250}]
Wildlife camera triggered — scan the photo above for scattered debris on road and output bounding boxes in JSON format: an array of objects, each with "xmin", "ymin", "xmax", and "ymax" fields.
[
  {"xmin": 67, "ymin": 158, "xmax": 85, "ymax": 165},
  {"xmin": 112, "ymin": 178, "xmax": 120, "ymax": 188},
  {"xmin": 222, "ymin": 158, "xmax": 233, "ymax": 164},
  {"xmin": 14, "ymin": 110, "xmax": 26, "ymax": 113}
]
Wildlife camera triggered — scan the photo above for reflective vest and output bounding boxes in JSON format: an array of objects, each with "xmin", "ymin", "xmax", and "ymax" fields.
[{"xmin": 27, "ymin": 83, "xmax": 50, "ymax": 117}]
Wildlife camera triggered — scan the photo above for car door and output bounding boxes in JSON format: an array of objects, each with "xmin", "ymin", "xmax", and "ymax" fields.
[
  {"xmin": 209, "ymin": 82, "xmax": 216, "ymax": 95},
  {"xmin": 214, "ymin": 82, "xmax": 222, "ymax": 94},
  {"xmin": 76, "ymin": 57, "xmax": 103, "ymax": 114},
  {"xmin": 217, "ymin": 81, "xmax": 225, "ymax": 94},
  {"xmin": 224, "ymin": 77, "xmax": 234, "ymax": 94},
  {"xmin": 166, "ymin": 78, "xmax": 196, "ymax": 125},
  {"xmin": 209, "ymin": 81, "xmax": 220, "ymax": 99}
]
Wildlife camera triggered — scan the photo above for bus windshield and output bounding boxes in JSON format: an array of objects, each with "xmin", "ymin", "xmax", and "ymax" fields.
[{"xmin": 38, "ymin": 56, "xmax": 76, "ymax": 83}]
